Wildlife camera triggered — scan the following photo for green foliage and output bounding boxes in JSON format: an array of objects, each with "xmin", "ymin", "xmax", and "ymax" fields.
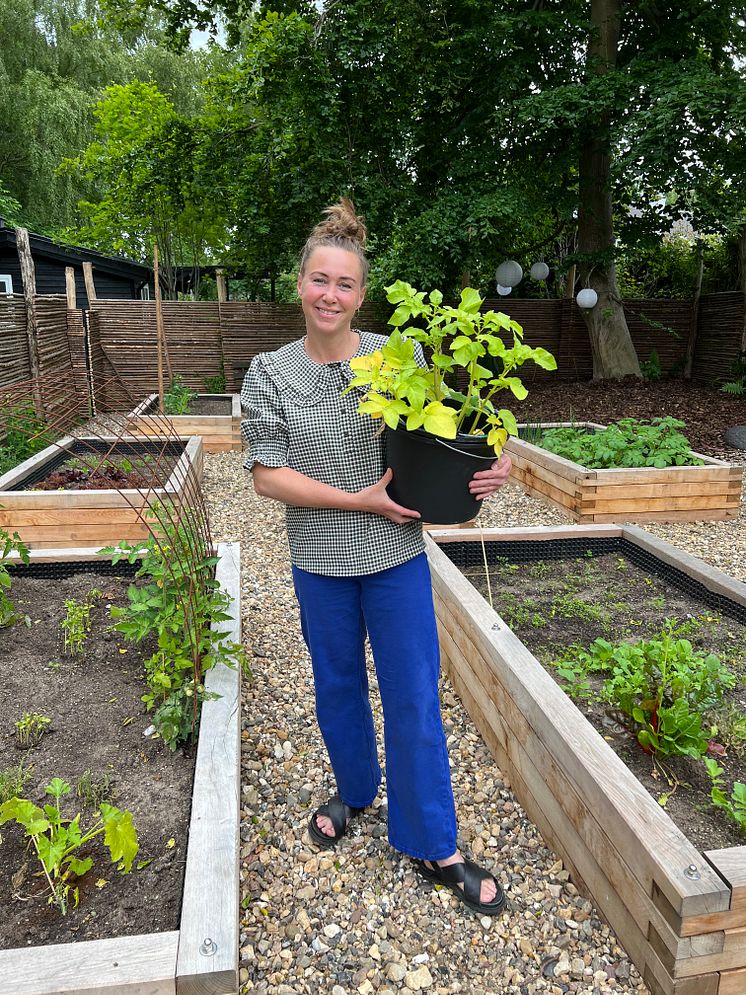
[
  {"xmin": 61, "ymin": 598, "xmax": 92, "ymax": 655},
  {"xmin": 14, "ymin": 712, "xmax": 52, "ymax": 749},
  {"xmin": 101, "ymin": 516, "xmax": 243, "ymax": 750},
  {"xmin": 0, "ymin": 403, "xmax": 54, "ymax": 478},
  {"xmin": 203, "ymin": 374, "xmax": 226, "ymax": 393},
  {"xmin": 704, "ymin": 758, "xmax": 746, "ymax": 834},
  {"xmin": 76, "ymin": 769, "xmax": 115, "ymax": 808},
  {"xmin": 0, "ymin": 763, "xmax": 34, "ymax": 806},
  {"xmin": 346, "ymin": 281, "xmax": 556, "ymax": 455},
  {"xmin": 539, "ymin": 417, "xmax": 703, "ymax": 470},
  {"xmin": 0, "ymin": 529, "xmax": 30, "ymax": 628},
  {"xmin": 553, "ymin": 624, "xmax": 735, "ymax": 758},
  {"xmin": 639, "ymin": 350, "xmax": 662, "ymax": 382},
  {"xmin": 720, "ymin": 352, "xmax": 746, "ymax": 396},
  {"xmin": 0, "ymin": 777, "xmax": 138, "ymax": 914},
  {"xmin": 163, "ymin": 375, "xmax": 197, "ymax": 415}
]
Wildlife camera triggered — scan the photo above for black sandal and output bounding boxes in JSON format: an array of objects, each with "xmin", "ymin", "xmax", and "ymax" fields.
[
  {"xmin": 308, "ymin": 794, "xmax": 363, "ymax": 849},
  {"xmin": 414, "ymin": 857, "xmax": 507, "ymax": 915}
]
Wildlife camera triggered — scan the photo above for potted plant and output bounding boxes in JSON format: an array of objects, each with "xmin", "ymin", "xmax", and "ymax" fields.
[{"xmin": 346, "ymin": 280, "xmax": 557, "ymax": 522}]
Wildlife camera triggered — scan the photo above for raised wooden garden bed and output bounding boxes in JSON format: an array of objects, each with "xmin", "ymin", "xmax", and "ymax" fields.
[
  {"xmin": 504, "ymin": 422, "xmax": 743, "ymax": 523},
  {"xmin": 126, "ymin": 394, "xmax": 242, "ymax": 452},
  {"xmin": 426, "ymin": 524, "xmax": 746, "ymax": 995},
  {"xmin": 0, "ymin": 542, "xmax": 241, "ymax": 995},
  {"xmin": 0, "ymin": 435, "xmax": 203, "ymax": 549}
]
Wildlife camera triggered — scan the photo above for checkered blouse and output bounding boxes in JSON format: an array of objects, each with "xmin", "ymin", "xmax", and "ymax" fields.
[{"xmin": 240, "ymin": 331, "xmax": 426, "ymax": 576}]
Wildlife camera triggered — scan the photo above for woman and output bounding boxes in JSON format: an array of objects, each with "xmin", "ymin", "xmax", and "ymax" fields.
[{"xmin": 241, "ymin": 198, "xmax": 511, "ymax": 915}]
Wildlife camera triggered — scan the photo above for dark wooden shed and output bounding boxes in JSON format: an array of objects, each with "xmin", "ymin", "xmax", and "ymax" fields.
[{"xmin": 0, "ymin": 219, "xmax": 152, "ymax": 307}]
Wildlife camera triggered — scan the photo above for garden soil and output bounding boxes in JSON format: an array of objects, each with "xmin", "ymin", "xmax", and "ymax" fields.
[
  {"xmin": 460, "ymin": 549, "xmax": 746, "ymax": 853},
  {"xmin": 509, "ymin": 375, "xmax": 746, "ymax": 457},
  {"xmin": 0, "ymin": 570, "xmax": 196, "ymax": 949}
]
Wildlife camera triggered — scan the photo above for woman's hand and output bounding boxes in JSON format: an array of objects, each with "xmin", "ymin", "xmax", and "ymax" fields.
[
  {"xmin": 469, "ymin": 453, "xmax": 512, "ymax": 501},
  {"xmin": 355, "ymin": 469, "xmax": 421, "ymax": 523}
]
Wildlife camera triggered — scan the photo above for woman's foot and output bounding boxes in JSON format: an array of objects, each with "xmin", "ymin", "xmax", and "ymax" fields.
[
  {"xmin": 417, "ymin": 851, "xmax": 506, "ymax": 914},
  {"xmin": 307, "ymin": 795, "xmax": 362, "ymax": 849}
]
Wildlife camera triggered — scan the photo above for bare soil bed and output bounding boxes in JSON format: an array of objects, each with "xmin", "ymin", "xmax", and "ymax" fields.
[
  {"xmin": 0, "ymin": 568, "xmax": 195, "ymax": 949},
  {"xmin": 183, "ymin": 396, "xmax": 232, "ymax": 417},
  {"xmin": 460, "ymin": 548, "xmax": 746, "ymax": 852}
]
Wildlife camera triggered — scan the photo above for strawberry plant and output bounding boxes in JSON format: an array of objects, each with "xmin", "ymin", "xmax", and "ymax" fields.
[
  {"xmin": 0, "ymin": 777, "xmax": 138, "ymax": 914},
  {"xmin": 538, "ymin": 417, "xmax": 703, "ymax": 469}
]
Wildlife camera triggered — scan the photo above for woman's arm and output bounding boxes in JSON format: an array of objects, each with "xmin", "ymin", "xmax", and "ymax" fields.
[{"xmin": 253, "ymin": 464, "xmax": 420, "ymax": 524}]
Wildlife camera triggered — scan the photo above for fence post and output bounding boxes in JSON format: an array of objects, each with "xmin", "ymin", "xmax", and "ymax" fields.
[{"xmin": 15, "ymin": 227, "xmax": 44, "ymax": 418}]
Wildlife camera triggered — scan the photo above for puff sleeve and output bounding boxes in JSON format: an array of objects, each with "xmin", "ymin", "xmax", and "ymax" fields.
[{"xmin": 240, "ymin": 355, "xmax": 290, "ymax": 470}]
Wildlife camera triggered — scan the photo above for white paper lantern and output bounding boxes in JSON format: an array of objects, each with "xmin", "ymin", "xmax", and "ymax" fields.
[
  {"xmin": 576, "ymin": 288, "xmax": 598, "ymax": 309},
  {"xmin": 530, "ymin": 261, "xmax": 550, "ymax": 281},
  {"xmin": 494, "ymin": 260, "xmax": 523, "ymax": 288},
  {"xmin": 495, "ymin": 283, "xmax": 512, "ymax": 296}
]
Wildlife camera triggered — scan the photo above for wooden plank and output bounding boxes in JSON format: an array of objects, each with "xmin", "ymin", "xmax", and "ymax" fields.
[
  {"xmin": 589, "ymin": 509, "xmax": 740, "ymax": 524},
  {"xmin": 0, "ymin": 930, "xmax": 179, "ymax": 995},
  {"xmin": 591, "ymin": 465, "xmax": 739, "ymax": 483},
  {"xmin": 426, "ymin": 535, "xmax": 730, "ymax": 919},
  {"xmin": 508, "ymin": 455, "xmax": 585, "ymax": 499},
  {"xmin": 718, "ymin": 966, "xmax": 746, "ymax": 994},
  {"xmin": 582, "ymin": 481, "xmax": 742, "ymax": 500},
  {"xmin": 176, "ymin": 542, "xmax": 240, "ymax": 995},
  {"xmin": 509, "ymin": 468, "xmax": 583, "ymax": 512},
  {"xmin": 706, "ymin": 849, "xmax": 746, "ymax": 912},
  {"xmin": 436, "ymin": 597, "xmax": 728, "ymax": 970},
  {"xmin": 426, "ymin": 524, "xmax": 624, "ymax": 543},
  {"xmin": 505, "ymin": 436, "xmax": 591, "ymax": 478},
  {"xmin": 622, "ymin": 528, "xmax": 746, "ymax": 610},
  {"xmin": 583, "ymin": 494, "xmax": 738, "ymax": 514},
  {"xmin": 0, "ymin": 509, "xmax": 153, "ymax": 527},
  {"xmin": 438, "ymin": 622, "xmax": 697, "ymax": 995}
]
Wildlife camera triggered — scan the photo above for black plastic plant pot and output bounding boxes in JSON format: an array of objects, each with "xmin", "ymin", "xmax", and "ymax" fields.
[{"xmin": 384, "ymin": 425, "xmax": 495, "ymax": 524}]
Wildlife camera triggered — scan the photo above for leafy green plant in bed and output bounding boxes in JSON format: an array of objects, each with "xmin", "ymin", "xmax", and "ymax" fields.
[
  {"xmin": 0, "ymin": 763, "xmax": 33, "ymax": 805},
  {"xmin": 0, "ymin": 402, "xmax": 54, "ymax": 477},
  {"xmin": 0, "ymin": 777, "xmax": 138, "ymax": 914},
  {"xmin": 553, "ymin": 621, "xmax": 735, "ymax": 758},
  {"xmin": 0, "ymin": 529, "xmax": 30, "ymax": 627},
  {"xmin": 101, "ymin": 515, "xmax": 243, "ymax": 750},
  {"xmin": 203, "ymin": 374, "xmax": 226, "ymax": 393},
  {"xmin": 163, "ymin": 375, "xmax": 197, "ymax": 415},
  {"xmin": 15, "ymin": 712, "xmax": 52, "ymax": 749},
  {"xmin": 539, "ymin": 416, "xmax": 703, "ymax": 469},
  {"xmin": 704, "ymin": 759, "xmax": 746, "ymax": 833}
]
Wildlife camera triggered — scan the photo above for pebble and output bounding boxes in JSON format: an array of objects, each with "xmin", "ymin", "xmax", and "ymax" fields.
[{"xmin": 199, "ymin": 451, "xmax": 700, "ymax": 995}]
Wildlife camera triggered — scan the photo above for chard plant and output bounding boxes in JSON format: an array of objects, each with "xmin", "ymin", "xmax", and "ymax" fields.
[
  {"xmin": 0, "ymin": 529, "xmax": 30, "ymax": 627},
  {"xmin": 346, "ymin": 281, "xmax": 557, "ymax": 455},
  {"xmin": 0, "ymin": 777, "xmax": 138, "ymax": 914},
  {"xmin": 61, "ymin": 598, "xmax": 91, "ymax": 655},
  {"xmin": 553, "ymin": 622, "xmax": 735, "ymax": 758},
  {"xmin": 101, "ymin": 516, "xmax": 243, "ymax": 750},
  {"xmin": 0, "ymin": 763, "xmax": 33, "ymax": 805},
  {"xmin": 538, "ymin": 417, "xmax": 703, "ymax": 469}
]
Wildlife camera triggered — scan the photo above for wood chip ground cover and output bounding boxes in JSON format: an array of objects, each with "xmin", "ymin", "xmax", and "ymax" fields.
[
  {"xmin": 0, "ymin": 569, "xmax": 196, "ymax": 948},
  {"xmin": 460, "ymin": 550, "xmax": 746, "ymax": 852}
]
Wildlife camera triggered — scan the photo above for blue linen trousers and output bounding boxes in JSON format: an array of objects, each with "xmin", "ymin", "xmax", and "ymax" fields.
[{"xmin": 291, "ymin": 552, "xmax": 458, "ymax": 860}]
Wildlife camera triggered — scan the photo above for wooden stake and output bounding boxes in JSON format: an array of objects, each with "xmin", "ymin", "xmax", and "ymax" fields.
[
  {"xmin": 154, "ymin": 243, "xmax": 165, "ymax": 413},
  {"xmin": 82, "ymin": 262, "xmax": 97, "ymax": 304},
  {"xmin": 216, "ymin": 268, "xmax": 228, "ymax": 303},
  {"xmin": 684, "ymin": 241, "xmax": 704, "ymax": 379},
  {"xmin": 65, "ymin": 266, "xmax": 77, "ymax": 310},
  {"xmin": 15, "ymin": 227, "xmax": 44, "ymax": 419}
]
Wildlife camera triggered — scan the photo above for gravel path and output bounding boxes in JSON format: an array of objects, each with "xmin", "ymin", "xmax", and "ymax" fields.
[{"xmin": 199, "ymin": 449, "xmax": 746, "ymax": 995}]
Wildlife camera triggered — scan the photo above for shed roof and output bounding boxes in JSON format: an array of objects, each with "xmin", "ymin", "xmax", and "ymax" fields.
[{"xmin": 0, "ymin": 219, "xmax": 151, "ymax": 284}]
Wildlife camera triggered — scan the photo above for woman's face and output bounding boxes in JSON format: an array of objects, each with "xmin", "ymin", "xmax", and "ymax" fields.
[{"xmin": 297, "ymin": 246, "xmax": 366, "ymax": 339}]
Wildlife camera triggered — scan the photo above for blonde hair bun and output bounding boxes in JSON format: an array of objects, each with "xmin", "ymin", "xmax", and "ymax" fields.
[{"xmin": 300, "ymin": 197, "xmax": 369, "ymax": 284}]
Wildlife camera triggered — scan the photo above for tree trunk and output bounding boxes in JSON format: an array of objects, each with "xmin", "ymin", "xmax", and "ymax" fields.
[
  {"xmin": 577, "ymin": 0, "xmax": 641, "ymax": 380},
  {"xmin": 739, "ymin": 222, "xmax": 746, "ymax": 354}
]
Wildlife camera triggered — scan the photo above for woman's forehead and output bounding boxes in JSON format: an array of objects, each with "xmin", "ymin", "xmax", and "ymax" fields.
[{"xmin": 305, "ymin": 246, "xmax": 363, "ymax": 280}]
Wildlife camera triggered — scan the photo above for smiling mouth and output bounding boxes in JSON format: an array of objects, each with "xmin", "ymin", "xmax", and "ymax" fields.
[{"xmin": 317, "ymin": 307, "xmax": 340, "ymax": 317}]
